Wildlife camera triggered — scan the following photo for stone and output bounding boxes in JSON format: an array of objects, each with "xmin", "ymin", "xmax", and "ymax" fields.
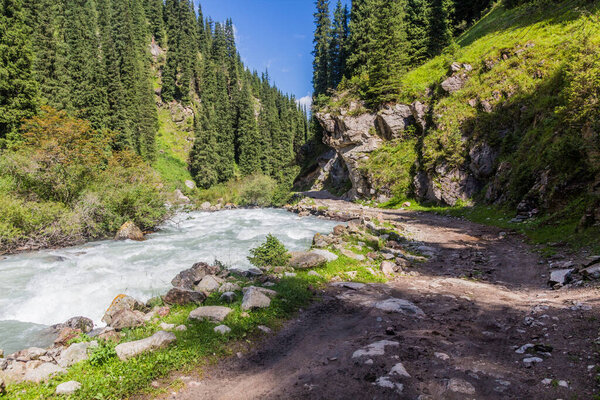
[
  {"xmin": 389, "ymin": 362, "xmax": 411, "ymax": 378},
  {"xmin": 114, "ymin": 221, "xmax": 144, "ymax": 241},
  {"xmin": 23, "ymin": 362, "xmax": 66, "ymax": 383},
  {"xmin": 434, "ymin": 352, "xmax": 450, "ymax": 361},
  {"xmin": 51, "ymin": 316, "xmax": 94, "ymax": 334},
  {"xmin": 242, "ymin": 286, "xmax": 278, "ymax": 298},
  {"xmin": 523, "ymin": 357, "xmax": 543, "ymax": 366},
  {"xmin": 515, "ymin": 343, "xmax": 534, "ymax": 354},
  {"xmin": 447, "ymin": 378, "xmax": 476, "ymax": 395},
  {"xmin": 214, "ymin": 325, "xmax": 231, "ymax": 335},
  {"xmin": 188, "ymin": 306, "xmax": 233, "ymax": 323},
  {"xmin": 548, "ymin": 269, "xmax": 574, "ymax": 286},
  {"xmin": 229, "ymin": 267, "xmax": 263, "ymax": 278},
  {"xmin": 374, "ymin": 376, "xmax": 404, "ymax": 392},
  {"xmin": 220, "ymin": 291, "xmax": 236, "ymax": 303},
  {"xmin": 15, "ymin": 347, "xmax": 47, "ymax": 361},
  {"xmin": 173, "ymin": 189, "xmax": 190, "ymax": 204},
  {"xmin": 97, "ymin": 327, "xmax": 121, "ymax": 342},
  {"xmin": 172, "ymin": 262, "xmax": 222, "ymax": 290},
  {"xmin": 352, "ymin": 340, "xmax": 399, "ymax": 358},
  {"xmin": 310, "ymin": 249, "xmax": 338, "ymax": 262},
  {"xmin": 219, "ymin": 282, "xmax": 241, "ymax": 293},
  {"xmin": 257, "ymin": 325, "xmax": 272, "ymax": 334},
  {"xmin": 333, "ymin": 225, "xmax": 347, "ymax": 236},
  {"xmin": 581, "ymin": 265, "xmax": 600, "ymax": 280},
  {"xmin": 0, "ymin": 349, "xmax": 3, "ymax": 358},
  {"xmin": 196, "ymin": 275, "xmax": 222, "ymax": 293},
  {"xmin": 102, "ymin": 294, "xmax": 146, "ymax": 326},
  {"xmin": 289, "ymin": 251, "xmax": 327, "ymax": 269},
  {"xmin": 115, "ymin": 331, "xmax": 176, "ymax": 361},
  {"xmin": 380, "ymin": 261, "xmax": 396, "ymax": 275},
  {"xmin": 164, "ymin": 288, "xmax": 206, "ymax": 306},
  {"xmin": 340, "ymin": 249, "xmax": 365, "ymax": 261},
  {"xmin": 241, "ymin": 288, "xmax": 271, "ymax": 310},
  {"xmin": 441, "ymin": 75, "xmax": 467, "ymax": 93},
  {"xmin": 109, "ymin": 309, "xmax": 145, "ymax": 330},
  {"xmin": 558, "ymin": 380, "xmax": 568, "ymax": 388},
  {"xmin": 58, "ymin": 341, "xmax": 98, "ymax": 368},
  {"xmin": 375, "ymin": 298, "xmax": 425, "ymax": 316},
  {"xmin": 331, "ymin": 281, "xmax": 365, "ymax": 290},
  {"xmin": 0, "ymin": 376, "xmax": 4, "ymax": 395},
  {"xmin": 284, "ymin": 272, "xmax": 297, "ymax": 277},
  {"xmin": 200, "ymin": 201, "xmax": 211, "ymax": 210},
  {"xmin": 159, "ymin": 323, "xmax": 175, "ymax": 331},
  {"xmin": 308, "ymin": 270, "xmax": 322, "ymax": 278},
  {"xmin": 185, "ymin": 180, "xmax": 196, "ymax": 190},
  {"xmin": 175, "ymin": 325, "xmax": 187, "ymax": 332},
  {"xmin": 55, "ymin": 380, "xmax": 82, "ymax": 395}
]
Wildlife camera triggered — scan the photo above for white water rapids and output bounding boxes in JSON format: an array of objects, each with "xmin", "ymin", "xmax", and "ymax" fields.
[{"xmin": 0, "ymin": 209, "xmax": 338, "ymax": 354}]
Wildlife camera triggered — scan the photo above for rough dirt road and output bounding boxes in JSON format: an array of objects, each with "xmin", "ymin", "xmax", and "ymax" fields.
[{"xmin": 150, "ymin": 198, "xmax": 600, "ymax": 399}]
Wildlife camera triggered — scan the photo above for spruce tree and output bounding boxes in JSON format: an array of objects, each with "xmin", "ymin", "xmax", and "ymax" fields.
[
  {"xmin": 428, "ymin": 0, "xmax": 454, "ymax": 56},
  {"xmin": 0, "ymin": 0, "xmax": 39, "ymax": 139},
  {"xmin": 406, "ymin": 0, "xmax": 431, "ymax": 66},
  {"xmin": 312, "ymin": 0, "xmax": 331, "ymax": 96},
  {"xmin": 345, "ymin": 0, "xmax": 373, "ymax": 78},
  {"xmin": 237, "ymin": 82, "xmax": 261, "ymax": 175},
  {"xmin": 189, "ymin": 109, "xmax": 219, "ymax": 189},
  {"xmin": 145, "ymin": 0, "xmax": 165, "ymax": 45},
  {"xmin": 328, "ymin": 0, "xmax": 348, "ymax": 89}
]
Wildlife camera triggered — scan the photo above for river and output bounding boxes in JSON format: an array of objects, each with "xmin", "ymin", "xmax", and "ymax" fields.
[{"xmin": 0, "ymin": 209, "xmax": 338, "ymax": 354}]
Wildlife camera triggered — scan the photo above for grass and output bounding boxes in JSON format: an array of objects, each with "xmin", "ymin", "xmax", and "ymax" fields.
[{"xmin": 3, "ymin": 236, "xmax": 394, "ymax": 399}]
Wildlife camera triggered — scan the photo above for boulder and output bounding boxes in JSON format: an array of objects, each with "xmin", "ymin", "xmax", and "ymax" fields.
[
  {"xmin": 55, "ymin": 381, "xmax": 82, "ymax": 395},
  {"xmin": 159, "ymin": 323, "xmax": 175, "ymax": 331},
  {"xmin": 242, "ymin": 286, "xmax": 277, "ymax": 298},
  {"xmin": 171, "ymin": 262, "xmax": 223, "ymax": 290},
  {"xmin": 51, "ymin": 316, "xmax": 94, "ymax": 334},
  {"xmin": 340, "ymin": 249, "xmax": 366, "ymax": 261},
  {"xmin": 173, "ymin": 189, "xmax": 190, "ymax": 204},
  {"xmin": 102, "ymin": 295, "xmax": 146, "ymax": 326},
  {"xmin": 229, "ymin": 267, "xmax": 263, "ymax": 278},
  {"xmin": 308, "ymin": 270, "xmax": 322, "ymax": 278},
  {"xmin": 332, "ymin": 225, "xmax": 347, "ymax": 236},
  {"xmin": 188, "ymin": 306, "xmax": 233, "ymax": 323},
  {"xmin": 97, "ymin": 327, "xmax": 121, "ymax": 343},
  {"xmin": 219, "ymin": 282, "xmax": 241, "ymax": 293},
  {"xmin": 115, "ymin": 331, "xmax": 176, "ymax": 361},
  {"xmin": 200, "ymin": 202, "xmax": 211, "ymax": 211},
  {"xmin": 14, "ymin": 347, "xmax": 46, "ymax": 361},
  {"xmin": 114, "ymin": 221, "xmax": 144, "ymax": 241},
  {"xmin": 23, "ymin": 362, "xmax": 66, "ymax": 383},
  {"xmin": 185, "ymin": 180, "xmax": 196, "ymax": 190},
  {"xmin": 220, "ymin": 292, "xmax": 236, "ymax": 303},
  {"xmin": 310, "ymin": 249, "xmax": 338, "ymax": 262},
  {"xmin": 214, "ymin": 325, "xmax": 231, "ymax": 335},
  {"xmin": 548, "ymin": 269, "xmax": 574, "ymax": 286},
  {"xmin": 57, "ymin": 341, "xmax": 98, "ymax": 368},
  {"xmin": 380, "ymin": 261, "xmax": 396, "ymax": 275},
  {"xmin": 375, "ymin": 298, "xmax": 425, "ymax": 316},
  {"xmin": 289, "ymin": 251, "xmax": 327, "ymax": 269},
  {"xmin": 54, "ymin": 327, "xmax": 84, "ymax": 346},
  {"xmin": 581, "ymin": 265, "xmax": 600, "ymax": 280},
  {"xmin": 241, "ymin": 288, "xmax": 271, "ymax": 310},
  {"xmin": 447, "ymin": 378, "xmax": 476, "ymax": 395},
  {"xmin": 164, "ymin": 288, "xmax": 206, "ymax": 306},
  {"xmin": 109, "ymin": 309, "xmax": 145, "ymax": 330},
  {"xmin": 196, "ymin": 275, "xmax": 222, "ymax": 293}
]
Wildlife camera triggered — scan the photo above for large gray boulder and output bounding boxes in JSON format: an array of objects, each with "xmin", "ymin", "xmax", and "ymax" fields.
[
  {"xmin": 51, "ymin": 316, "xmax": 94, "ymax": 334},
  {"xmin": 23, "ymin": 362, "xmax": 66, "ymax": 383},
  {"xmin": 115, "ymin": 331, "xmax": 176, "ymax": 361},
  {"xmin": 57, "ymin": 341, "xmax": 98, "ymax": 368},
  {"xmin": 289, "ymin": 251, "xmax": 327, "ymax": 269},
  {"xmin": 109, "ymin": 309, "xmax": 145, "ymax": 330},
  {"xmin": 55, "ymin": 381, "xmax": 82, "ymax": 395},
  {"xmin": 188, "ymin": 306, "xmax": 233, "ymax": 323},
  {"xmin": 196, "ymin": 275, "xmax": 223, "ymax": 293},
  {"xmin": 241, "ymin": 288, "xmax": 271, "ymax": 310},
  {"xmin": 164, "ymin": 288, "xmax": 206, "ymax": 306},
  {"xmin": 548, "ymin": 269, "xmax": 574, "ymax": 286},
  {"xmin": 310, "ymin": 249, "xmax": 338, "ymax": 262},
  {"xmin": 171, "ymin": 262, "xmax": 222, "ymax": 290},
  {"xmin": 101, "ymin": 295, "xmax": 146, "ymax": 326}
]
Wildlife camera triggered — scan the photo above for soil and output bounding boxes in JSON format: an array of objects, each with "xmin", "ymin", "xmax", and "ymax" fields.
[{"xmin": 146, "ymin": 196, "xmax": 600, "ymax": 400}]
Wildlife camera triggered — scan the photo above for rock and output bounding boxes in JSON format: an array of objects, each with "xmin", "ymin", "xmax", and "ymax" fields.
[
  {"xmin": 469, "ymin": 143, "xmax": 498, "ymax": 179},
  {"xmin": 241, "ymin": 288, "xmax": 271, "ymax": 310},
  {"xmin": 53, "ymin": 327, "xmax": 82, "ymax": 346},
  {"xmin": 200, "ymin": 201, "xmax": 211, "ymax": 211},
  {"xmin": 308, "ymin": 270, "xmax": 322, "ymax": 278},
  {"xmin": 242, "ymin": 286, "xmax": 277, "ymax": 298},
  {"xmin": 23, "ymin": 362, "xmax": 66, "ymax": 383},
  {"xmin": 284, "ymin": 272, "xmax": 297, "ymax": 277},
  {"xmin": 164, "ymin": 288, "xmax": 206, "ymax": 306},
  {"xmin": 389, "ymin": 362, "xmax": 411, "ymax": 378},
  {"xmin": 220, "ymin": 291, "xmax": 236, "ymax": 303},
  {"xmin": 340, "ymin": 249, "xmax": 365, "ymax": 261},
  {"xmin": 219, "ymin": 282, "xmax": 241, "ymax": 293},
  {"xmin": 159, "ymin": 323, "xmax": 175, "ymax": 331},
  {"xmin": 374, "ymin": 298, "xmax": 425, "ymax": 316},
  {"xmin": 581, "ymin": 265, "xmax": 600, "ymax": 280},
  {"xmin": 173, "ymin": 189, "xmax": 190, "ymax": 204},
  {"xmin": 196, "ymin": 275, "xmax": 222, "ymax": 293},
  {"xmin": 109, "ymin": 309, "xmax": 145, "ymax": 330},
  {"xmin": 331, "ymin": 281, "xmax": 365, "ymax": 290},
  {"xmin": 541, "ymin": 378, "xmax": 552, "ymax": 385},
  {"xmin": 0, "ymin": 349, "xmax": 3, "ymax": 358},
  {"xmin": 14, "ymin": 347, "xmax": 46, "ymax": 361},
  {"xmin": 374, "ymin": 376, "xmax": 404, "ymax": 393},
  {"xmin": 185, "ymin": 180, "xmax": 196, "ymax": 190},
  {"xmin": 548, "ymin": 269, "xmax": 574, "ymax": 286},
  {"xmin": 114, "ymin": 221, "xmax": 144, "ymax": 241},
  {"xmin": 229, "ymin": 267, "xmax": 263, "ymax": 278},
  {"xmin": 188, "ymin": 306, "xmax": 233, "ymax": 323},
  {"xmin": 289, "ymin": 251, "xmax": 327, "ymax": 269},
  {"xmin": 172, "ymin": 262, "xmax": 222, "ymax": 290},
  {"xmin": 51, "ymin": 316, "xmax": 94, "ymax": 334},
  {"xmin": 558, "ymin": 380, "xmax": 568, "ymax": 388},
  {"xmin": 310, "ymin": 249, "xmax": 338, "ymax": 262},
  {"xmin": 96, "ymin": 327, "xmax": 121, "ymax": 342},
  {"xmin": 214, "ymin": 325, "xmax": 231, "ymax": 335},
  {"xmin": 380, "ymin": 261, "xmax": 396, "ymax": 275},
  {"xmin": 56, "ymin": 380, "xmax": 82, "ymax": 395},
  {"xmin": 447, "ymin": 378, "xmax": 476, "ymax": 395},
  {"xmin": 257, "ymin": 325, "xmax": 272, "ymax": 334},
  {"xmin": 434, "ymin": 352, "xmax": 450, "ymax": 360},
  {"xmin": 115, "ymin": 331, "xmax": 176, "ymax": 361},
  {"xmin": 58, "ymin": 341, "xmax": 98, "ymax": 368},
  {"xmin": 0, "ymin": 376, "xmax": 4, "ymax": 395},
  {"xmin": 352, "ymin": 340, "xmax": 399, "ymax": 358},
  {"xmin": 523, "ymin": 357, "xmax": 543, "ymax": 366},
  {"xmin": 333, "ymin": 225, "xmax": 347, "ymax": 236},
  {"xmin": 175, "ymin": 325, "xmax": 187, "ymax": 332},
  {"xmin": 515, "ymin": 343, "xmax": 534, "ymax": 354},
  {"xmin": 375, "ymin": 103, "xmax": 414, "ymax": 140},
  {"xmin": 102, "ymin": 294, "xmax": 146, "ymax": 326},
  {"xmin": 441, "ymin": 75, "xmax": 467, "ymax": 93}
]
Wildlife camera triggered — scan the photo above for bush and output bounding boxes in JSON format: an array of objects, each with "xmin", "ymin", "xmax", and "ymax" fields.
[
  {"xmin": 248, "ymin": 234, "xmax": 291, "ymax": 268},
  {"xmin": 238, "ymin": 174, "xmax": 277, "ymax": 206}
]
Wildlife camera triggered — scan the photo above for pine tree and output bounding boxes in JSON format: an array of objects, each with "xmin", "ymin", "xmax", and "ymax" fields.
[
  {"xmin": 428, "ymin": 0, "xmax": 454, "ymax": 56},
  {"xmin": 345, "ymin": 0, "xmax": 373, "ymax": 78},
  {"xmin": 145, "ymin": 0, "xmax": 165, "ymax": 45},
  {"xmin": 189, "ymin": 109, "xmax": 219, "ymax": 189},
  {"xmin": 328, "ymin": 0, "xmax": 348, "ymax": 89},
  {"xmin": 406, "ymin": 0, "xmax": 431, "ymax": 66},
  {"xmin": 312, "ymin": 0, "xmax": 331, "ymax": 97},
  {"xmin": 237, "ymin": 82, "xmax": 261, "ymax": 175},
  {"xmin": 0, "ymin": 0, "xmax": 39, "ymax": 140}
]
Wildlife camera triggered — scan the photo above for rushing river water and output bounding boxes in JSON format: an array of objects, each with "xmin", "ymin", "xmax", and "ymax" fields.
[{"xmin": 0, "ymin": 209, "xmax": 338, "ymax": 354}]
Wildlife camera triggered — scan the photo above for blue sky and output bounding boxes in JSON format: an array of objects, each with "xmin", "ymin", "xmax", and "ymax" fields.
[{"xmin": 197, "ymin": 0, "xmax": 352, "ymax": 108}]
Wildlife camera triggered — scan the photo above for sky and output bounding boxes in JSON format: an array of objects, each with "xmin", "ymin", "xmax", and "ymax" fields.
[{"xmin": 197, "ymin": 0, "xmax": 352, "ymax": 109}]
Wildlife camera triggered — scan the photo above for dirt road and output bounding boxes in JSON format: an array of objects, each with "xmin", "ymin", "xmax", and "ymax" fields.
[{"xmin": 151, "ymin": 198, "xmax": 600, "ymax": 399}]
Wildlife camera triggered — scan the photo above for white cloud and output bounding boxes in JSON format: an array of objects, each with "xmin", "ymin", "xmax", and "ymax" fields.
[{"xmin": 296, "ymin": 95, "xmax": 313, "ymax": 110}]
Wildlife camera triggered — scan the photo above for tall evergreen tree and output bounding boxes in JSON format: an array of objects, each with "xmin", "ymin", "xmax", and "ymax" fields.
[
  {"xmin": 345, "ymin": 0, "xmax": 373, "ymax": 78},
  {"xmin": 406, "ymin": 0, "xmax": 431, "ymax": 66},
  {"xmin": 312, "ymin": 0, "xmax": 331, "ymax": 96},
  {"xmin": 189, "ymin": 109, "xmax": 219, "ymax": 189},
  {"xmin": 428, "ymin": 0, "xmax": 454, "ymax": 56},
  {"xmin": 328, "ymin": 0, "xmax": 348, "ymax": 89},
  {"xmin": 0, "ymin": 0, "xmax": 39, "ymax": 139},
  {"xmin": 237, "ymin": 82, "xmax": 261, "ymax": 175},
  {"xmin": 145, "ymin": 0, "xmax": 165, "ymax": 46}
]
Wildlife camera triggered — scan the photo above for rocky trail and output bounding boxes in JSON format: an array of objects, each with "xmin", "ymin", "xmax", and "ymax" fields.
[{"xmin": 149, "ymin": 196, "xmax": 600, "ymax": 400}]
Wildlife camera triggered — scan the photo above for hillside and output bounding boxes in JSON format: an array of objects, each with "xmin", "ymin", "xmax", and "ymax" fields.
[{"xmin": 306, "ymin": 0, "xmax": 600, "ymax": 247}]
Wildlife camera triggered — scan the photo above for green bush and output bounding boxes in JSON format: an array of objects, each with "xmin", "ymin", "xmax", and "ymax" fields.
[
  {"xmin": 238, "ymin": 174, "xmax": 277, "ymax": 206},
  {"xmin": 248, "ymin": 234, "xmax": 291, "ymax": 268}
]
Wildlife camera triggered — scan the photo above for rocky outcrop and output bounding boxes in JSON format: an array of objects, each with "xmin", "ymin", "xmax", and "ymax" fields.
[
  {"xmin": 171, "ymin": 262, "xmax": 224, "ymax": 290},
  {"xmin": 114, "ymin": 221, "xmax": 144, "ymax": 241}
]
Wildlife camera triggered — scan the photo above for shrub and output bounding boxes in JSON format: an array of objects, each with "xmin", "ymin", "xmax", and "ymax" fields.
[
  {"xmin": 248, "ymin": 234, "xmax": 291, "ymax": 268},
  {"xmin": 238, "ymin": 174, "xmax": 277, "ymax": 206}
]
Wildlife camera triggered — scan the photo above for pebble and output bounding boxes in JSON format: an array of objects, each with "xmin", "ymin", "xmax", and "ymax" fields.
[
  {"xmin": 558, "ymin": 380, "xmax": 568, "ymax": 388},
  {"xmin": 515, "ymin": 343, "xmax": 534, "ymax": 354},
  {"xmin": 434, "ymin": 352, "xmax": 450, "ymax": 360},
  {"xmin": 214, "ymin": 325, "xmax": 231, "ymax": 335},
  {"xmin": 523, "ymin": 357, "xmax": 543, "ymax": 366}
]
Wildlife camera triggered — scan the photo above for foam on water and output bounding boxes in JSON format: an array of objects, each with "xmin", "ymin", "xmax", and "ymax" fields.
[{"xmin": 0, "ymin": 209, "xmax": 338, "ymax": 353}]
